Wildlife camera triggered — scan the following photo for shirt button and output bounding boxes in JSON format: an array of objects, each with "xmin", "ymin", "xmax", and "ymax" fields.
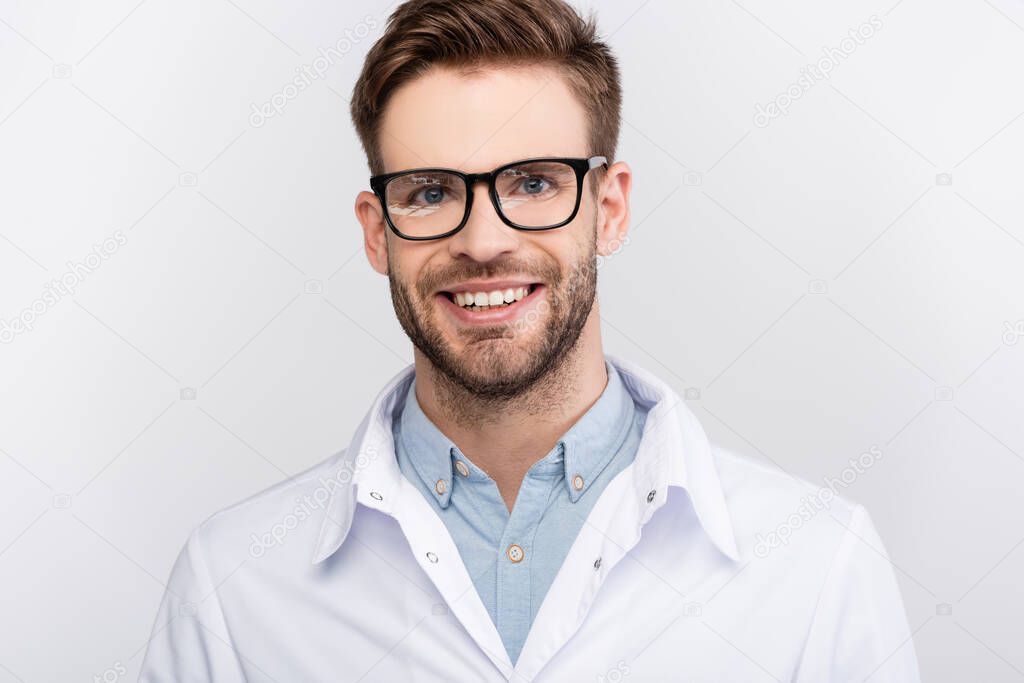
[
  {"xmin": 435, "ymin": 479, "xmax": 447, "ymax": 495},
  {"xmin": 593, "ymin": 557, "xmax": 602, "ymax": 570},
  {"xmin": 646, "ymin": 489, "xmax": 657, "ymax": 503},
  {"xmin": 455, "ymin": 460, "xmax": 470, "ymax": 477},
  {"xmin": 506, "ymin": 544, "xmax": 525, "ymax": 563},
  {"xmin": 571, "ymin": 474, "xmax": 584, "ymax": 491}
]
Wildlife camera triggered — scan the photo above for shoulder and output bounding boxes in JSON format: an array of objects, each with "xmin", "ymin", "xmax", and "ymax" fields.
[
  {"xmin": 186, "ymin": 448, "xmax": 358, "ymax": 567},
  {"xmin": 706, "ymin": 448, "xmax": 918, "ymax": 680},
  {"xmin": 709, "ymin": 445, "xmax": 872, "ymax": 561}
]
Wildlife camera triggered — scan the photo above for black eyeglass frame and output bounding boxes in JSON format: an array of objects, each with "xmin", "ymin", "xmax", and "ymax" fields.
[{"xmin": 369, "ymin": 155, "xmax": 608, "ymax": 241}]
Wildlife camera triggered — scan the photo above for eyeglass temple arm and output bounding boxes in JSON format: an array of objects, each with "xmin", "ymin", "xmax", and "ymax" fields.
[{"xmin": 589, "ymin": 155, "xmax": 608, "ymax": 169}]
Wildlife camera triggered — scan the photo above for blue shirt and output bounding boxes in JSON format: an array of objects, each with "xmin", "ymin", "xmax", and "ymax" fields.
[{"xmin": 392, "ymin": 359, "xmax": 647, "ymax": 664}]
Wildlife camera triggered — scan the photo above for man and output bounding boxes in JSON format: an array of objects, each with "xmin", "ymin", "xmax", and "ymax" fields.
[{"xmin": 141, "ymin": 0, "xmax": 920, "ymax": 680}]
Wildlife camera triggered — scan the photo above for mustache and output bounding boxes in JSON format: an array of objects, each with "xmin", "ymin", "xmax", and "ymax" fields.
[{"xmin": 415, "ymin": 256, "xmax": 562, "ymax": 298}]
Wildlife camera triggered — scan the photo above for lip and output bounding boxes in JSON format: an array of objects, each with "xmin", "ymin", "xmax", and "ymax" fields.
[
  {"xmin": 437, "ymin": 279, "xmax": 539, "ymax": 295},
  {"xmin": 436, "ymin": 283, "xmax": 546, "ymax": 326}
]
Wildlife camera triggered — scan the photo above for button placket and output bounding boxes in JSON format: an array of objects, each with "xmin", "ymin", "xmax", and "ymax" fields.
[{"xmin": 494, "ymin": 470, "xmax": 547, "ymax": 644}]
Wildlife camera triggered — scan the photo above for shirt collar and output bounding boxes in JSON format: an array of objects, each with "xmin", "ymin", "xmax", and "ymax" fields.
[
  {"xmin": 394, "ymin": 377, "xmax": 458, "ymax": 508},
  {"xmin": 395, "ymin": 360, "xmax": 636, "ymax": 508},
  {"xmin": 312, "ymin": 354, "xmax": 739, "ymax": 564}
]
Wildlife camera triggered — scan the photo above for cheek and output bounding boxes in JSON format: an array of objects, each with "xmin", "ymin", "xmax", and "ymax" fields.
[
  {"xmin": 390, "ymin": 245, "xmax": 437, "ymax": 293},
  {"xmin": 531, "ymin": 224, "xmax": 584, "ymax": 260}
]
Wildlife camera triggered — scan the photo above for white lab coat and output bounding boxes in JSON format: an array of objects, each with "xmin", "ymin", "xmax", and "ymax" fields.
[{"xmin": 140, "ymin": 354, "xmax": 920, "ymax": 682}]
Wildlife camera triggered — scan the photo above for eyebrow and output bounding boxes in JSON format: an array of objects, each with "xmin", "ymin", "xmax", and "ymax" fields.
[{"xmin": 384, "ymin": 154, "xmax": 578, "ymax": 175}]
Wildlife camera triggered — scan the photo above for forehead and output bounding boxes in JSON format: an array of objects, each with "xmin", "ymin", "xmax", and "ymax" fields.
[{"xmin": 379, "ymin": 65, "xmax": 589, "ymax": 174}]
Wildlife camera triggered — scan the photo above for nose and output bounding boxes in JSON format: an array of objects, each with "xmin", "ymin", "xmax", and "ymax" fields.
[{"xmin": 446, "ymin": 181, "xmax": 520, "ymax": 262}]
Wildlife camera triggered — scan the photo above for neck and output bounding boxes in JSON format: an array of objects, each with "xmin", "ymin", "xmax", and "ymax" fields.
[{"xmin": 412, "ymin": 313, "xmax": 608, "ymax": 510}]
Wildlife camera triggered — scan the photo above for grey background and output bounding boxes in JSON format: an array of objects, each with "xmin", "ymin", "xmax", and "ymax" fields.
[{"xmin": 1, "ymin": 0, "xmax": 1023, "ymax": 680}]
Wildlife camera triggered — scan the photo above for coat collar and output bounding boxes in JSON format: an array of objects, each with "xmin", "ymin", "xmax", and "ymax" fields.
[{"xmin": 312, "ymin": 354, "xmax": 739, "ymax": 564}]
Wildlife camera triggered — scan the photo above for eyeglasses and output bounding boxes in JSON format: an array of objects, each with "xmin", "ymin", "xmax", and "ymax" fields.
[{"xmin": 369, "ymin": 155, "xmax": 608, "ymax": 241}]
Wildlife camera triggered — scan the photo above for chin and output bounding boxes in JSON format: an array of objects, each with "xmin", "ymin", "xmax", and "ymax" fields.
[{"xmin": 443, "ymin": 332, "xmax": 550, "ymax": 389}]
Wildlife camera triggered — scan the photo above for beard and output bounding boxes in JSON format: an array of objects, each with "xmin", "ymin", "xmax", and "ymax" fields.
[{"xmin": 387, "ymin": 229, "xmax": 598, "ymax": 402}]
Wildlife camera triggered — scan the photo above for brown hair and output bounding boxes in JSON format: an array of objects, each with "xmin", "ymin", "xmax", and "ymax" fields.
[{"xmin": 349, "ymin": 0, "xmax": 622, "ymax": 179}]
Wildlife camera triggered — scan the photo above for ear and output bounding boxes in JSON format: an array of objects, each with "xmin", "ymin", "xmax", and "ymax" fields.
[
  {"xmin": 354, "ymin": 190, "xmax": 389, "ymax": 275},
  {"xmin": 594, "ymin": 160, "xmax": 632, "ymax": 258}
]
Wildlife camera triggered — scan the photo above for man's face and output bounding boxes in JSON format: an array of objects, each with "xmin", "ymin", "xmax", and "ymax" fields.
[{"xmin": 377, "ymin": 66, "xmax": 601, "ymax": 399}]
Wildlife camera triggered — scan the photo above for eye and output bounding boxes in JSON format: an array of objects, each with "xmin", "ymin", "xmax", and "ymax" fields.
[
  {"xmin": 519, "ymin": 175, "xmax": 551, "ymax": 195},
  {"xmin": 412, "ymin": 184, "xmax": 446, "ymax": 205},
  {"xmin": 498, "ymin": 163, "xmax": 568, "ymax": 200},
  {"xmin": 397, "ymin": 174, "xmax": 461, "ymax": 206}
]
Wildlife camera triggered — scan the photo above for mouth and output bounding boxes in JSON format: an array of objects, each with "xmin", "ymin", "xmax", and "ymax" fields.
[{"xmin": 435, "ymin": 282, "xmax": 545, "ymax": 325}]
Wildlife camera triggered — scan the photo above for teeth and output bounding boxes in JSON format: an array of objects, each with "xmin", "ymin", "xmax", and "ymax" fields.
[{"xmin": 449, "ymin": 285, "xmax": 534, "ymax": 309}]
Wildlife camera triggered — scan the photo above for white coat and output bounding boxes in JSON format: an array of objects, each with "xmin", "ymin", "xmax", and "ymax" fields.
[{"xmin": 140, "ymin": 354, "xmax": 920, "ymax": 682}]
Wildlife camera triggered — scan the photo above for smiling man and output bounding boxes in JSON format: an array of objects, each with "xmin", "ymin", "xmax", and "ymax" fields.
[{"xmin": 140, "ymin": 1, "xmax": 920, "ymax": 681}]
